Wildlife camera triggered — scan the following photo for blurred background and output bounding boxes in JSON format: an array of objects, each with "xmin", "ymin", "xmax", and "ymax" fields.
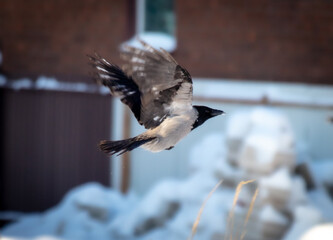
[{"xmin": 1, "ymin": 0, "xmax": 333, "ymax": 240}]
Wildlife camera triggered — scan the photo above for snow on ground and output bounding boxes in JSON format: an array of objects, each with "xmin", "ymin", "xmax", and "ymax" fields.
[
  {"xmin": 260, "ymin": 204, "xmax": 288, "ymax": 225},
  {"xmin": 1, "ymin": 108, "xmax": 333, "ymax": 240},
  {"xmin": 283, "ymin": 206, "xmax": 322, "ymax": 240},
  {"xmin": 301, "ymin": 224, "xmax": 333, "ymax": 240},
  {"xmin": 2, "ymin": 183, "xmax": 138, "ymax": 240},
  {"xmin": 0, "ymin": 76, "xmax": 109, "ymax": 94},
  {"xmin": 307, "ymin": 188, "xmax": 333, "ymax": 222},
  {"xmin": 260, "ymin": 168, "xmax": 292, "ymax": 192}
]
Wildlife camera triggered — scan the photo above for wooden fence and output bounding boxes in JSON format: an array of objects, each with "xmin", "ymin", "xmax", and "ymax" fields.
[{"xmin": 0, "ymin": 88, "xmax": 112, "ymax": 214}]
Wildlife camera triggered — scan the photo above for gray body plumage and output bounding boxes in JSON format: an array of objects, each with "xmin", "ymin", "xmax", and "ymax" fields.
[{"xmin": 141, "ymin": 107, "xmax": 197, "ymax": 152}]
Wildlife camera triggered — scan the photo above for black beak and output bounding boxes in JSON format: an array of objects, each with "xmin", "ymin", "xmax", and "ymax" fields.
[{"xmin": 211, "ymin": 109, "xmax": 225, "ymax": 117}]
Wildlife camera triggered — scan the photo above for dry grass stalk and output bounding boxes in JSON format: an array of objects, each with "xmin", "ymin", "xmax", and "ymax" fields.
[
  {"xmin": 188, "ymin": 180, "xmax": 224, "ymax": 240},
  {"xmin": 240, "ymin": 187, "xmax": 259, "ymax": 240},
  {"xmin": 187, "ymin": 179, "xmax": 258, "ymax": 240},
  {"xmin": 224, "ymin": 180, "xmax": 255, "ymax": 240}
]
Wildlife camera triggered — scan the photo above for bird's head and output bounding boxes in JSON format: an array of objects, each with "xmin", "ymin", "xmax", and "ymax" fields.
[{"xmin": 192, "ymin": 105, "xmax": 224, "ymax": 130}]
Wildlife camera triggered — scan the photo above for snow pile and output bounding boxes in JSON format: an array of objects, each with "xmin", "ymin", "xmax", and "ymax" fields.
[
  {"xmin": 259, "ymin": 168, "xmax": 293, "ymax": 209},
  {"xmin": 108, "ymin": 134, "xmax": 234, "ymax": 240},
  {"xmin": 283, "ymin": 206, "xmax": 322, "ymax": 240},
  {"xmin": 108, "ymin": 174, "xmax": 234, "ymax": 240},
  {"xmin": 300, "ymin": 223, "xmax": 333, "ymax": 240},
  {"xmin": 307, "ymin": 188, "xmax": 333, "ymax": 221},
  {"xmin": 2, "ymin": 107, "xmax": 333, "ymax": 240},
  {"xmin": 232, "ymin": 108, "xmax": 296, "ymax": 175},
  {"xmin": 260, "ymin": 204, "xmax": 288, "ymax": 225},
  {"xmin": 287, "ymin": 176, "xmax": 308, "ymax": 209},
  {"xmin": 2, "ymin": 183, "xmax": 138, "ymax": 240},
  {"xmin": 258, "ymin": 205, "xmax": 289, "ymax": 240},
  {"xmin": 224, "ymin": 108, "xmax": 333, "ymax": 240}
]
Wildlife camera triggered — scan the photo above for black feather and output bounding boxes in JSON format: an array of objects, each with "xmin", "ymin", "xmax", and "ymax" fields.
[
  {"xmin": 88, "ymin": 54, "xmax": 142, "ymax": 122},
  {"xmin": 99, "ymin": 136, "xmax": 156, "ymax": 156}
]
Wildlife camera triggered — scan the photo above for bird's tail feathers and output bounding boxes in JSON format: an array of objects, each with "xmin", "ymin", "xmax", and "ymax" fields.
[{"xmin": 99, "ymin": 136, "xmax": 156, "ymax": 156}]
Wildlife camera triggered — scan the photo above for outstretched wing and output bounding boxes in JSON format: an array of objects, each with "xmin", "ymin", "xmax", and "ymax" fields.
[
  {"xmin": 89, "ymin": 54, "xmax": 142, "ymax": 122},
  {"xmin": 121, "ymin": 40, "xmax": 193, "ymax": 129}
]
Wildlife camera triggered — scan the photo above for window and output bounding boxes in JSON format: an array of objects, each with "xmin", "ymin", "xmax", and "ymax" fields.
[
  {"xmin": 144, "ymin": 0, "xmax": 175, "ymax": 36},
  {"xmin": 124, "ymin": 0, "xmax": 176, "ymax": 52}
]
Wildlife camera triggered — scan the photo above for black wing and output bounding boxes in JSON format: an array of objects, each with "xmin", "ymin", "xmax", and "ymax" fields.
[
  {"xmin": 90, "ymin": 41, "xmax": 193, "ymax": 129},
  {"xmin": 89, "ymin": 54, "xmax": 142, "ymax": 122},
  {"xmin": 121, "ymin": 40, "xmax": 193, "ymax": 129}
]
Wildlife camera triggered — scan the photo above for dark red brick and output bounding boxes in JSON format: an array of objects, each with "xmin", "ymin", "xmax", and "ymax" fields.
[
  {"xmin": 174, "ymin": 0, "xmax": 333, "ymax": 84},
  {"xmin": 0, "ymin": 0, "xmax": 332, "ymax": 84}
]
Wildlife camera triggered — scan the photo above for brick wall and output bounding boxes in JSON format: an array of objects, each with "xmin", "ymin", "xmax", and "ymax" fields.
[
  {"xmin": 174, "ymin": 0, "xmax": 333, "ymax": 84},
  {"xmin": 0, "ymin": 0, "xmax": 332, "ymax": 84}
]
